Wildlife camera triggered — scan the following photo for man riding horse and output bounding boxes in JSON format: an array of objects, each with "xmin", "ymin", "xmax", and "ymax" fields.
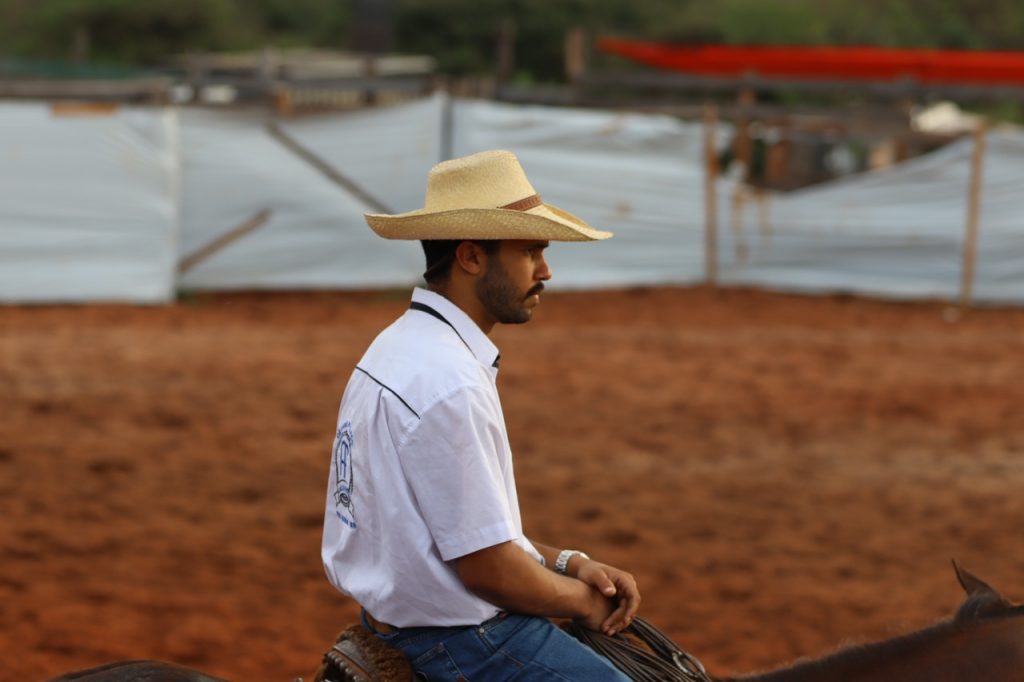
[
  {"xmin": 321, "ymin": 150, "xmax": 641, "ymax": 680},
  {"xmin": 45, "ymin": 154, "xmax": 1024, "ymax": 682}
]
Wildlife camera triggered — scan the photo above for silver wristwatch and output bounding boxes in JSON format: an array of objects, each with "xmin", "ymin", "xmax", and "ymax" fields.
[{"xmin": 554, "ymin": 549, "xmax": 589, "ymax": 575}]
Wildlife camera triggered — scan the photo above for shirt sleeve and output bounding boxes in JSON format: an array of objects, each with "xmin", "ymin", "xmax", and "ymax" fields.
[{"xmin": 397, "ymin": 385, "xmax": 518, "ymax": 562}]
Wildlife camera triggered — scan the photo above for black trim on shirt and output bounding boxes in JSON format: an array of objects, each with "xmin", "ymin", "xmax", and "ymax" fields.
[
  {"xmin": 355, "ymin": 366, "xmax": 420, "ymax": 419},
  {"xmin": 410, "ymin": 301, "xmax": 500, "ymax": 368},
  {"xmin": 410, "ymin": 301, "xmax": 470, "ymax": 350}
]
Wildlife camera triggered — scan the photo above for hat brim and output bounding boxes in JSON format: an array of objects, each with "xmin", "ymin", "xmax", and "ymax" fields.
[{"xmin": 364, "ymin": 202, "xmax": 613, "ymax": 242}]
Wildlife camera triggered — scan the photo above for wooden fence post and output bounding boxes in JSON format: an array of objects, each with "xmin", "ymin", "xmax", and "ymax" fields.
[
  {"xmin": 497, "ymin": 18, "xmax": 517, "ymax": 85},
  {"xmin": 703, "ymin": 102, "xmax": 719, "ymax": 286},
  {"xmin": 960, "ymin": 121, "xmax": 987, "ymax": 309},
  {"xmin": 565, "ymin": 27, "xmax": 587, "ymax": 84}
]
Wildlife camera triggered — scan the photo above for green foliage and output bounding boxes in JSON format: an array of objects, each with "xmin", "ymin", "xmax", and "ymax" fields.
[
  {"xmin": 394, "ymin": 0, "xmax": 500, "ymax": 75},
  {"xmin": 1, "ymin": 0, "xmax": 1024, "ymax": 77},
  {"xmin": 684, "ymin": 0, "xmax": 830, "ymax": 45},
  {"xmin": 2, "ymin": 0, "xmax": 246, "ymax": 63},
  {"xmin": 0, "ymin": 0, "xmax": 348, "ymax": 65},
  {"xmin": 252, "ymin": 0, "xmax": 350, "ymax": 48}
]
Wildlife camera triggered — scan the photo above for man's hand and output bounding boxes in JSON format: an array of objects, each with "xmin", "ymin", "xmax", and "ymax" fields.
[
  {"xmin": 573, "ymin": 559, "xmax": 641, "ymax": 636},
  {"xmin": 453, "ymin": 541, "xmax": 612, "ymax": 624}
]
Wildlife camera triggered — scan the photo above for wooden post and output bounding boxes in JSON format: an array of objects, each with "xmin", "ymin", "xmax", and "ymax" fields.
[
  {"xmin": 496, "ymin": 18, "xmax": 517, "ymax": 85},
  {"xmin": 734, "ymin": 85, "xmax": 756, "ymax": 171},
  {"xmin": 363, "ymin": 55, "xmax": 378, "ymax": 106},
  {"xmin": 730, "ymin": 84, "xmax": 756, "ymax": 263},
  {"xmin": 565, "ymin": 27, "xmax": 587, "ymax": 105},
  {"xmin": 565, "ymin": 27, "xmax": 586, "ymax": 84},
  {"xmin": 71, "ymin": 26, "xmax": 91, "ymax": 64},
  {"xmin": 731, "ymin": 185, "xmax": 747, "ymax": 263},
  {"xmin": 960, "ymin": 121, "xmax": 987, "ymax": 308},
  {"xmin": 703, "ymin": 102, "xmax": 719, "ymax": 286},
  {"xmin": 755, "ymin": 188, "xmax": 772, "ymax": 252},
  {"xmin": 258, "ymin": 47, "xmax": 275, "ymax": 83},
  {"xmin": 185, "ymin": 51, "xmax": 207, "ymax": 93}
]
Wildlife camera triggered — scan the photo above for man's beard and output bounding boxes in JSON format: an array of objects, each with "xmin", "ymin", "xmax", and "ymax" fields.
[{"xmin": 476, "ymin": 260, "xmax": 542, "ymax": 325}]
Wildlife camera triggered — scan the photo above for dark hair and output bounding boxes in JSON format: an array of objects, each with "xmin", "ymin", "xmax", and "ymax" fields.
[{"xmin": 420, "ymin": 239, "xmax": 499, "ymax": 284}]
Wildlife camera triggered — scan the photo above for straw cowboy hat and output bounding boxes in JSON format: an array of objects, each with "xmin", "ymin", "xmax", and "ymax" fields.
[{"xmin": 364, "ymin": 150, "xmax": 613, "ymax": 241}]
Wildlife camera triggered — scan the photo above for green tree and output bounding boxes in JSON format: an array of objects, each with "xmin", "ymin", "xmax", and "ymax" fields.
[
  {"xmin": 0, "ymin": 0, "xmax": 350, "ymax": 66},
  {"xmin": 2, "ymin": 0, "xmax": 1024, "ymax": 79}
]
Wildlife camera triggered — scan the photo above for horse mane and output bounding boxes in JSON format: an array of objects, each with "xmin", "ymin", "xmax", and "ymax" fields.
[
  {"xmin": 954, "ymin": 592, "xmax": 1024, "ymax": 622},
  {"xmin": 736, "ymin": 588, "xmax": 1024, "ymax": 682}
]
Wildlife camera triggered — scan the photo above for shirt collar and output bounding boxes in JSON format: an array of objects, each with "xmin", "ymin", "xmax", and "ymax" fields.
[{"xmin": 410, "ymin": 288, "xmax": 501, "ymax": 369}]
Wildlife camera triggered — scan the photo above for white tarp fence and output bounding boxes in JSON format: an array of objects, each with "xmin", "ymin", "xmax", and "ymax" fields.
[
  {"xmin": 449, "ymin": 100, "xmax": 730, "ymax": 289},
  {"xmin": 0, "ymin": 102, "xmax": 178, "ymax": 302},
  {"xmin": 719, "ymin": 129, "xmax": 1024, "ymax": 303},
  {"xmin": 177, "ymin": 106, "xmax": 426, "ymax": 291},
  {"xmin": 1, "ymin": 94, "xmax": 1022, "ymax": 304}
]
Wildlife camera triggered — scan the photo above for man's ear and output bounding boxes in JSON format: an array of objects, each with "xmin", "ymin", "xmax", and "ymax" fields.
[{"xmin": 453, "ymin": 240, "xmax": 487, "ymax": 276}]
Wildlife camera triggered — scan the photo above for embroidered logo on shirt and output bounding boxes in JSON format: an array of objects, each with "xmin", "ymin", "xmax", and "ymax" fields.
[{"xmin": 333, "ymin": 421, "xmax": 357, "ymax": 529}]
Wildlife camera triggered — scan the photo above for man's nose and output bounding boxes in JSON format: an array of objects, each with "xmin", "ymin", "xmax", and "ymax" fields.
[{"xmin": 536, "ymin": 255, "xmax": 552, "ymax": 281}]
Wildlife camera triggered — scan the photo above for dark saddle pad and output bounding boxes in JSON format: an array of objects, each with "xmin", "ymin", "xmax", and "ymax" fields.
[{"xmin": 314, "ymin": 625, "xmax": 414, "ymax": 682}]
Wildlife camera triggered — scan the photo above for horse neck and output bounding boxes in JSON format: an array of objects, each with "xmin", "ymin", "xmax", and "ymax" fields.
[{"xmin": 713, "ymin": 616, "xmax": 1024, "ymax": 682}]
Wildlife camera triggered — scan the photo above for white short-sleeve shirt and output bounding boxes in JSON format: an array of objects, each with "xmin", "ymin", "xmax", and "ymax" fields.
[{"xmin": 322, "ymin": 287, "xmax": 543, "ymax": 627}]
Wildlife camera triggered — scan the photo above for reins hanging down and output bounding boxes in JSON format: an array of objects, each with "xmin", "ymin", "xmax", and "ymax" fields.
[{"xmin": 565, "ymin": 616, "xmax": 712, "ymax": 682}]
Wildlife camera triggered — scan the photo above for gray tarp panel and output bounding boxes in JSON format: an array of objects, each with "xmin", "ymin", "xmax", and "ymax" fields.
[
  {"xmin": 177, "ymin": 107, "xmax": 423, "ymax": 291},
  {"xmin": 279, "ymin": 92, "xmax": 445, "ymax": 214},
  {"xmin": 719, "ymin": 128, "xmax": 1024, "ymax": 303},
  {"xmin": 0, "ymin": 102, "xmax": 178, "ymax": 303},
  {"xmin": 2, "ymin": 95, "xmax": 1022, "ymax": 303},
  {"xmin": 451, "ymin": 99, "xmax": 733, "ymax": 289}
]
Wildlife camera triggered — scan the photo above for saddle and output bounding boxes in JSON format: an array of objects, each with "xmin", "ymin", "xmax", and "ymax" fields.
[
  {"xmin": 312, "ymin": 625, "xmax": 414, "ymax": 682},
  {"xmin": 311, "ymin": 618, "xmax": 708, "ymax": 682}
]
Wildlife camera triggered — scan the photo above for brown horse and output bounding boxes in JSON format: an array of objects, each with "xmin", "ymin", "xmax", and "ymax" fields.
[
  {"xmin": 48, "ymin": 562, "xmax": 1024, "ymax": 682},
  {"xmin": 717, "ymin": 561, "xmax": 1024, "ymax": 682}
]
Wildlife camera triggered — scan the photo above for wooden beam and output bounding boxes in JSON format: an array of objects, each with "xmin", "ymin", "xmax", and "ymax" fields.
[
  {"xmin": 960, "ymin": 121, "xmax": 988, "ymax": 309},
  {"xmin": 0, "ymin": 78, "xmax": 170, "ymax": 100},
  {"xmin": 50, "ymin": 102, "xmax": 120, "ymax": 117},
  {"xmin": 266, "ymin": 122, "xmax": 393, "ymax": 214},
  {"xmin": 178, "ymin": 209, "xmax": 273, "ymax": 274}
]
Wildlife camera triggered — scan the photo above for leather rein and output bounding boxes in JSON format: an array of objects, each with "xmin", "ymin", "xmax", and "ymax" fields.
[{"xmin": 566, "ymin": 616, "xmax": 713, "ymax": 682}]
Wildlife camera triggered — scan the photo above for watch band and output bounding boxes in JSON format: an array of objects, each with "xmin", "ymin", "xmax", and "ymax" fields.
[{"xmin": 554, "ymin": 549, "xmax": 589, "ymax": 575}]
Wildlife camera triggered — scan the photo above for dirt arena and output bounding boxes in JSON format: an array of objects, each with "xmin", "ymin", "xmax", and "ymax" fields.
[{"xmin": 2, "ymin": 286, "xmax": 1023, "ymax": 681}]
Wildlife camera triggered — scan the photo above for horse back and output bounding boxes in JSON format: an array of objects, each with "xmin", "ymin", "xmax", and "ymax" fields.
[{"xmin": 46, "ymin": 660, "xmax": 230, "ymax": 682}]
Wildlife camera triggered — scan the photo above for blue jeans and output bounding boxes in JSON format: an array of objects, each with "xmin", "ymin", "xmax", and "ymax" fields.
[{"xmin": 363, "ymin": 611, "xmax": 630, "ymax": 681}]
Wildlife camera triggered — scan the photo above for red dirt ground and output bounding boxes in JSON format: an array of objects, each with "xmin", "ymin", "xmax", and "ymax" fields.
[{"xmin": 2, "ymin": 287, "xmax": 1023, "ymax": 681}]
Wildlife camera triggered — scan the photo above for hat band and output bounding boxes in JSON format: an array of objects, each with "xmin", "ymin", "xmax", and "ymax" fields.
[{"xmin": 500, "ymin": 194, "xmax": 543, "ymax": 212}]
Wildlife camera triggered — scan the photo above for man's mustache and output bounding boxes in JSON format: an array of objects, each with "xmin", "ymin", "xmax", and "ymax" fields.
[{"xmin": 526, "ymin": 283, "xmax": 545, "ymax": 298}]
